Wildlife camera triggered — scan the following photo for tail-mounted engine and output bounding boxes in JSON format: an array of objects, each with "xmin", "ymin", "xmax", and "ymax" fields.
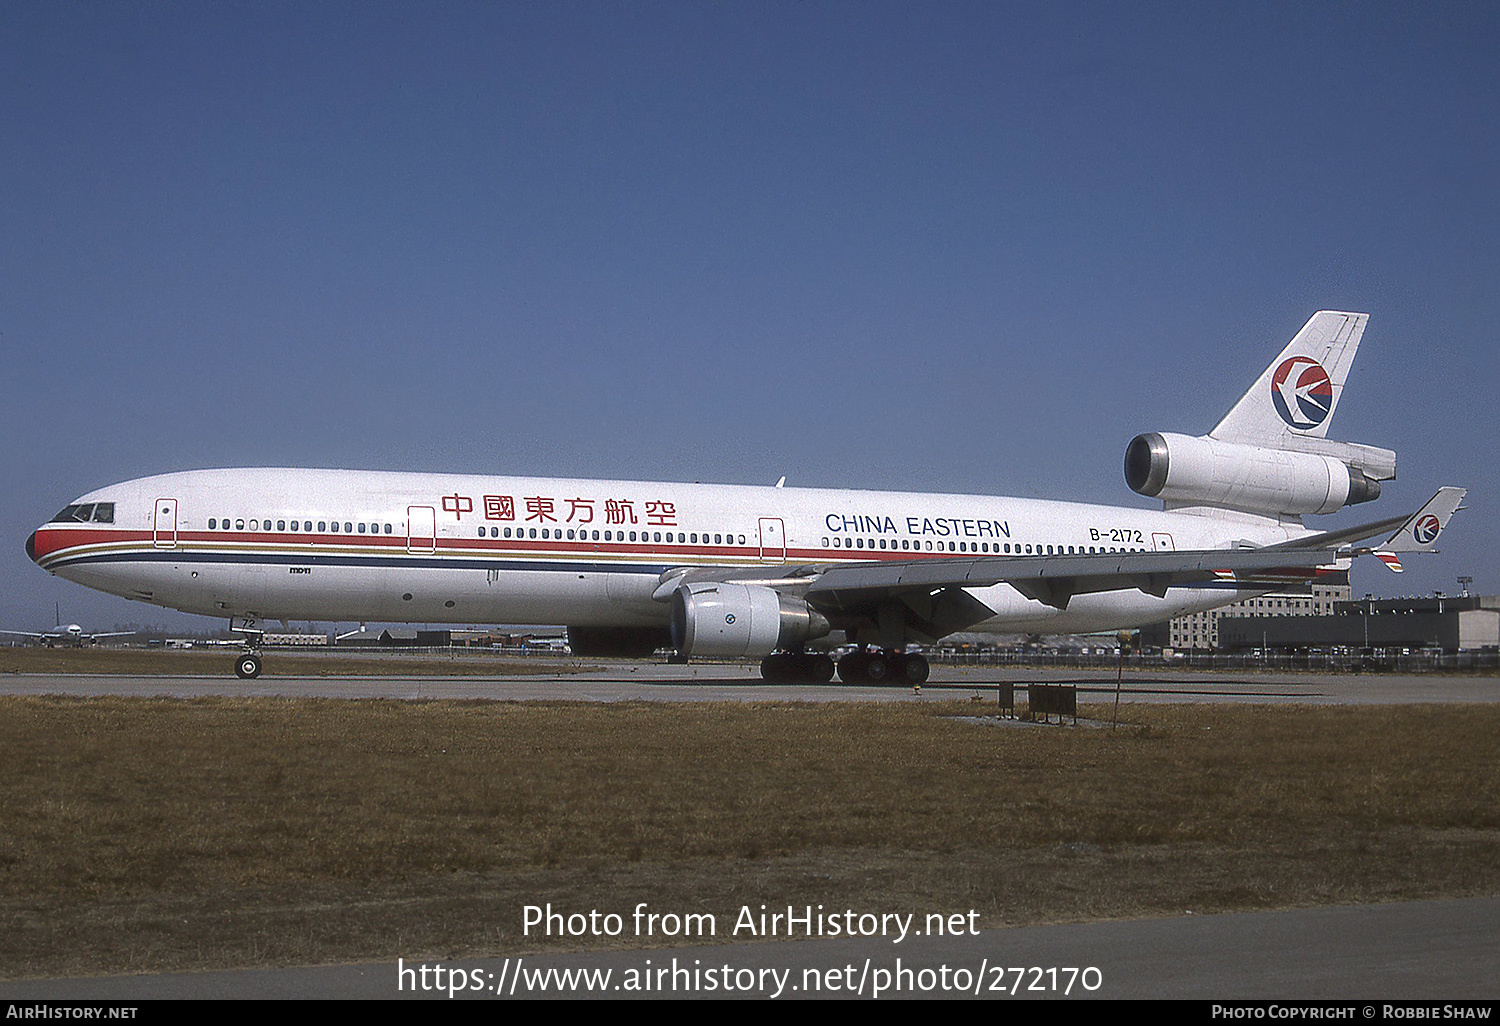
[
  {"xmin": 1125, "ymin": 432, "xmax": 1383, "ymax": 516},
  {"xmin": 671, "ymin": 582, "xmax": 831, "ymax": 659}
]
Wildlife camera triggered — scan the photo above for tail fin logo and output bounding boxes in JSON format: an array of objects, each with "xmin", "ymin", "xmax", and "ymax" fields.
[
  {"xmin": 1413, "ymin": 515, "xmax": 1441, "ymax": 545},
  {"xmin": 1270, "ymin": 357, "xmax": 1334, "ymax": 430}
]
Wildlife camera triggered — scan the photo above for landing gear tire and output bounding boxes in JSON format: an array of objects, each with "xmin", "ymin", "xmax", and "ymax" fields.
[
  {"xmin": 895, "ymin": 652, "xmax": 929, "ymax": 685},
  {"xmin": 837, "ymin": 651, "xmax": 868, "ymax": 684},
  {"xmin": 760, "ymin": 653, "xmax": 837, "ymax": 683},
  {"xmin": 235, "ymin": 653, "xmax": 263, "ymax": 679},
  {"xmin": 836, "ymin": 649, "xmax": 923, "ymax": 685}
]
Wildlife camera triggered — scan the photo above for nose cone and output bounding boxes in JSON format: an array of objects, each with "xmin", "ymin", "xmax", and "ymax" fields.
[{"xmin": 26, "ymin": 531, "xmax": 37, "ymax": 564}]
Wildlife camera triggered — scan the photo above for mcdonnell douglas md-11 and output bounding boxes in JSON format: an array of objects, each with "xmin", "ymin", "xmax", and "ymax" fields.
[{"xmin": 26, "ymin": 312, "xmax": 1465, "ymax": 682}]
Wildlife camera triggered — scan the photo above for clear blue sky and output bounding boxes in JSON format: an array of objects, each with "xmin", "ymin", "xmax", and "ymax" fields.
[{"xmin": 2, "ymin": 1, "xmax": 1496, "ymax": 630}]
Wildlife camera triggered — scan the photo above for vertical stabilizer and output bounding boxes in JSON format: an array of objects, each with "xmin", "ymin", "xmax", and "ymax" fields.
[{"xmin": 1210, "ymin": 311, "xmax": 1367, "ymax": 444}]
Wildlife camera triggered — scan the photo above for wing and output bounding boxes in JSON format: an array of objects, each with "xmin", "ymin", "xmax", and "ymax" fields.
[
  {"xmin": 0, "ymin": 630, "xmax": 46, "ymax": 639},
  {"xmin": 650, "ymin": 499, "xmax": 1456, "ymax": 641}
]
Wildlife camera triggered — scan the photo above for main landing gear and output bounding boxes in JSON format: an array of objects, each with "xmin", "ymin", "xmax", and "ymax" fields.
[
  {"xmin": 756, "ymin": 648, "xmax": 931, "ymax": 685},
  {"xmin": 836, "ymin": 648, "xmax": 930, "ymax": 685},
  {"xmin": 759, "ymin": 652, "xmax": 836, "ymax": 683}
]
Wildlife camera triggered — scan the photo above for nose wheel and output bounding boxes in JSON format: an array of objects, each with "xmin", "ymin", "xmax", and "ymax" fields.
[{"xmin": 235, "ymin": 652, "xmax": 263, "ymax": 679}]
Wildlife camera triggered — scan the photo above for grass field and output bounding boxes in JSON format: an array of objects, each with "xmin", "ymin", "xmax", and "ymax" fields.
[{"xmin": 3, "ymin": 696, "xmax": 1498, "ymax": 979}]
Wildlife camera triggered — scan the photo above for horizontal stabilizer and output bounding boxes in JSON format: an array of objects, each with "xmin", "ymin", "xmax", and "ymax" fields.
[{"xmin": 1381, "ymin": 487, "xmax": 1466, "ymax": 553}]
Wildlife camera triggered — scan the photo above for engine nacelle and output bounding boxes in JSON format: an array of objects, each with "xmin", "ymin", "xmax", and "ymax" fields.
[
  {"xmin": 671, "ymin": 583, "xmax": 831, "ymax": 659},
  {"xmin": 1125, "ymin": 432, "xmax": 1381, "ymax": 516}
]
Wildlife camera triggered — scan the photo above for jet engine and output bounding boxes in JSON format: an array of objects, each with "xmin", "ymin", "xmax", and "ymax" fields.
[
  {"xmin": 671, "ymin": 582, "xmax": 831, "ymax": 659},
  {"xmin": 1125, "ymin": 432, "xmax": 1381, "ymax": 516}
]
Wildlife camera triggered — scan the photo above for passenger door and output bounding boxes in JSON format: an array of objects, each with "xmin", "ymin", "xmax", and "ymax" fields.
[
  {"xmin": 758, "ymin": 517, "xmax": 786, "ymax": 564},
  {"xmin": 153, "ymin": 498, "xmax": 178, "ymax": 548},
  {"xmin": 407, "ymin": 506, "xmax": 437, "ymax": 553}
]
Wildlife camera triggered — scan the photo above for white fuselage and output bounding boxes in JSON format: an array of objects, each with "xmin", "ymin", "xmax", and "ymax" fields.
[{"xmin": 29, "ymin": 468, "xmax": 1320, "ymax": 635}]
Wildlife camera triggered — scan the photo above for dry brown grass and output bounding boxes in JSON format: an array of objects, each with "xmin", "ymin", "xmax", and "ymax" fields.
[{"xmin": 2, "ymin": 697, "xmax": 1498, "ymax": 979}]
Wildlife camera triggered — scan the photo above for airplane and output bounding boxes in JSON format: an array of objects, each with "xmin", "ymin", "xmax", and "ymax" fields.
[
  {"xmin": 0, "ymin": 605, "xmax": 135, "ymax": 647},
  {"xmin": 0, "ymin": 624, "xmax": 136, "ymax": 647},
  {"xmin": 24, "ymin": 311, "xmax": 1465, "ymax": 682}
]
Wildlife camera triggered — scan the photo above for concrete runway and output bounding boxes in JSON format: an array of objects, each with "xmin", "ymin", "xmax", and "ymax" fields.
[
  {"xmin": 7, "ymin": 897, "xmax": 1498, "ymax": 999},
  {"xmin": 2, "ymin": 661, "xmax": 1498, "ymax": 703}
]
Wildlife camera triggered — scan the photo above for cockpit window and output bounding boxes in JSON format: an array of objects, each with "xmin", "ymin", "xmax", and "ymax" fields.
[{"xmin": 50, "ymin": 502, "xmax": 115, "ymax": 524}]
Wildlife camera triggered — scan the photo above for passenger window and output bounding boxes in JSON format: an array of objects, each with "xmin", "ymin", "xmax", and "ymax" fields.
[
  {"xmin": 358, "ymin": 523, "xmax": 366, "ymax": 533},
  {"xmin": 318, "ymin": 522, "xmax": 326, "ymax": 532},
  {"xmin": 653, "ymin": 532, "xmax": 661, "ymax": 542},
  {"xmin": 289, "ymin": 521, "xmax": 299, "ymax": 532},
  {"xmin": 344, "ymin": 523, "xmax": 352, "ymax": 533},
  {"xmin": 529, "ymin": 528, "xmax": 537, "ymax": 539},
  {"xmin": 330, "ymin": 522, "xmax": 339, "ymax": 533},
  {"xmin": 208, "ymin": 519, "xmax": 216, "ymax": 530},
  {"xmin": 236, "ymin": 519, "xmax": 245, "ymax": 530},
  {"xmin": 384, "ymin": 524, "xmax": 392, "ymax": 534}
]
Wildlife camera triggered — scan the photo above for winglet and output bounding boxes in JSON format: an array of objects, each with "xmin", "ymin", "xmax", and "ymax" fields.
[{"xmin": 1380, "ymin": 487, "xmax": 1466, "ymax": 553}]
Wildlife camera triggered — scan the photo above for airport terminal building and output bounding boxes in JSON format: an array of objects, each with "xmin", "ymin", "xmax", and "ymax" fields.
[
  {"xmin": 1143, "ymin": 570, "xmax": 1353, "ymax": 652},
  {"xmin": 1217, "ymin": 593, "xmax": 1500, "ymax": 653}
]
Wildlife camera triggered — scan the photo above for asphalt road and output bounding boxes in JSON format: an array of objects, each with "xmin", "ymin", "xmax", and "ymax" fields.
[
  {"xmin": 2, "ymin": 662, "xmax": 1497, "ymax": 703},
  {"xmin": 7, "ymin": 897, "xmax": 1498, "ymax": 999}
]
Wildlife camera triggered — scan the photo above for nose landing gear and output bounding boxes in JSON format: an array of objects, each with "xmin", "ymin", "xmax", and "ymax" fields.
[{"xmin": 228, "ymin": 616, "xmax": 265, "ymax": 679}]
